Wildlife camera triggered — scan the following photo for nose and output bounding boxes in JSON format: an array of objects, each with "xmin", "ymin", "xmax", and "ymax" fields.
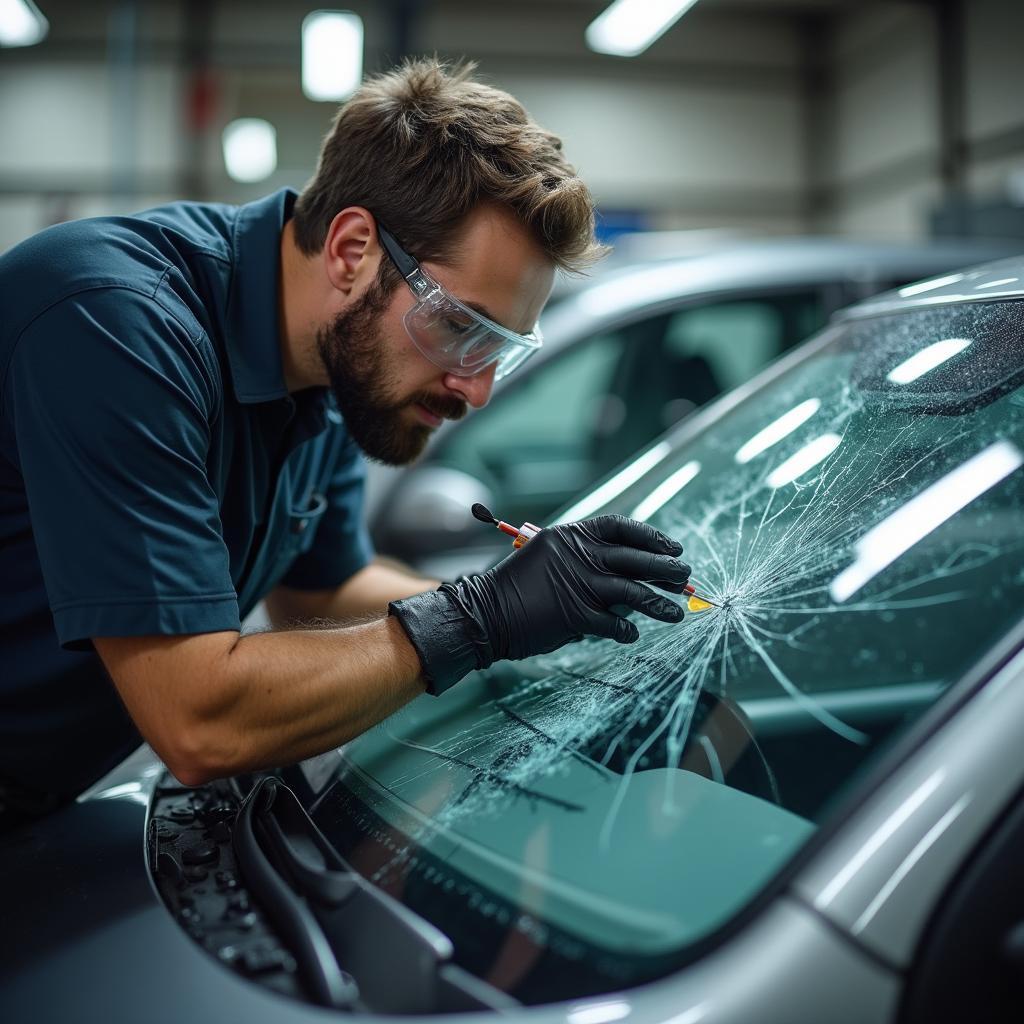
[{"xmin": 444, "ymin": 363, "xmax": 497, "ymax": 409}]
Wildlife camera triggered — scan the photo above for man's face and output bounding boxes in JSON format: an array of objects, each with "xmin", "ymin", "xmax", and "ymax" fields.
[{"xmin": 317, "ymin": 204, "xmax": 555, "ymax": 466}]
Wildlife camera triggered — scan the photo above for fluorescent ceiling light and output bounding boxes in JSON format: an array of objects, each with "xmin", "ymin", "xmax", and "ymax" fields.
[
  {"xmin": 766, "ymin": 433, "xmax": 842, "ymax": 489},
  {"xmin": 586, "ymin": 0, "xmax": 700, "ymax": 58},
  {"xmin": 898, "ymin": 273, "xmax": 964, "ymax": 298},
  {"xmin": 830, "ymin": 439, "xmax": 1023, "ymax": 603},
  {"xmin": 556, "ymin": 442, "xmax": 672, "ymax": 523},
  {"xmin": 0, "ymin": 0, "xmax": 48, "ymax": 47},
  {"xmin": 886, "ymin": 338, "xmax": 971, "ymax": 385},
  {"xmin": 222, "ymin": 119, "xmax": 277, "ymax": 183},
  {"xmin": 735, "ymin": 398, "xmax": 821, "ymax": 465},
  {"xmin": 630, "ymin": 461, "xmax": 701, "ymax": 521},
  {"xmin": 302, "ymin": 10, "xmax": 363, "ymax": 101}
]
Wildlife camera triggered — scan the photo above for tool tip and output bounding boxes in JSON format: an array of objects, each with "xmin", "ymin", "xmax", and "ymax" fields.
[{"xmin": 471, "ymin": 502, "xmax": 498, "ymax": 525}]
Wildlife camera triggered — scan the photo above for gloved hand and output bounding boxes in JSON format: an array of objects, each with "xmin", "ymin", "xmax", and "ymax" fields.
[{"xmin": 389, "ymin": 515, "xmax": 691, "ymax": 695}]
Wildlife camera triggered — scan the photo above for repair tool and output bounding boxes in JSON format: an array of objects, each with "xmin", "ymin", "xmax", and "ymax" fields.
[{"xmin": 470, "ymin": 503, "xmax": 718, "ymax": 608}]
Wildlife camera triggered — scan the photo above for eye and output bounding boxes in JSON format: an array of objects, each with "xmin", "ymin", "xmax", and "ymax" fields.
[{"xmin": 443, "ymin": 314, "xmax": 475, "ymax": 337}]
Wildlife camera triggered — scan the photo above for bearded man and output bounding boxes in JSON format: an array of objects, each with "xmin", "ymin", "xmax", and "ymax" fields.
[{"xmin": 0, "ymin": 60, "xmax": 690, "ymax": 827}]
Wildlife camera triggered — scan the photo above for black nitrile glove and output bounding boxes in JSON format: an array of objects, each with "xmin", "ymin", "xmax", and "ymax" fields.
[{"xmin": 389, "ymin": 515, "xmax": 691, "ymax": 695}]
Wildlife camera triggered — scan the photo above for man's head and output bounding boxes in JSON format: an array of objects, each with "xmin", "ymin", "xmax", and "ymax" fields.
[{"xmin": 290, "ymin": 58, "xmax": 606, "ymax": 465}]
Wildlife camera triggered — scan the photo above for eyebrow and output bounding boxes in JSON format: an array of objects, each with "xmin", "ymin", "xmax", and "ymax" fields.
[{"xmin": 463, "ymin": 299, "xmax": 502, "ymax": 325}]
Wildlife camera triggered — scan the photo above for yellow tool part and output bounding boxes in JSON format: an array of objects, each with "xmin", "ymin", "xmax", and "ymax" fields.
[{"xmin": 688, "ymin": 595, "xmax": 714, "ymax": 613}]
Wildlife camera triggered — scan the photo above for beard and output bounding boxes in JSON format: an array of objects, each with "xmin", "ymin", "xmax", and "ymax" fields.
[{"xmin": 316, "ymin": 278, "xmax": 467, "ymax": 466}]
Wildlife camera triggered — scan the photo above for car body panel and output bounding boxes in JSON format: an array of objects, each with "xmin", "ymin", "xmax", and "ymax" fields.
[
  {"xmin": 793, "ymin": 642, "xmax": 1024, "ymax": 967},
  {"xmin": 0, "ymin": 744, "xmax": 899, "ymax": 1024}
]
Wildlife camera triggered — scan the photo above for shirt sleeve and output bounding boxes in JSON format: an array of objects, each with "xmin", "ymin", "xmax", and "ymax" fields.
[
  {"xmin": 6, "ymin": 284, "xmax": 241, "ymax": 649},
  {"xmin": 279, "ymin": 431, "xmax": 375, "ymax": 590}
]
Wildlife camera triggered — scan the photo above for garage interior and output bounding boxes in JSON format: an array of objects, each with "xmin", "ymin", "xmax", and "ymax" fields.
[
  {"xmin": 2, "ymin": 0, "xmax": 1024, "ymax": 251},
  {"xmin": 3, "ymin": 3, "xmax": 1024, "ymax": 1023}
]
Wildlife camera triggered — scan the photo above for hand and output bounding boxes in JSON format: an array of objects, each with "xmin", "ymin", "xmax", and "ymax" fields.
[{"xmin": 388, "ymin": 515, "xmax": 691, "ymax": 694}]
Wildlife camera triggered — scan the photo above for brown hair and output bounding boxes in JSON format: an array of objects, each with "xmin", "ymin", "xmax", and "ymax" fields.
[{"xmin": 292, "ymin": 58, "xmax": 607, "ymax": 279}]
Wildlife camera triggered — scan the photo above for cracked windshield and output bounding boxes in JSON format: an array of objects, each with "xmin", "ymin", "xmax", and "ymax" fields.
[{"xmin": 311, "ymin": 299, "xmax": 1024, "ymax": 1001}]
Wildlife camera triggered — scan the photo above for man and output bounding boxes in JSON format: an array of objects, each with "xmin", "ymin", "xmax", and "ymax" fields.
[{"xmin": 0, "ymin": 60, "xmax": 690, "ymax": 821}]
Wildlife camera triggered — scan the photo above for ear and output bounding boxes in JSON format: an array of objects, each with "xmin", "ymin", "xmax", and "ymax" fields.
[{"xmin": 322, "ymin": 207, "xmax": 379, "ymax": 296}]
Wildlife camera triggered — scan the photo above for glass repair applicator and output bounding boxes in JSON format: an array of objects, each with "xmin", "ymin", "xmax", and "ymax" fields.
[{"xmin": 471, "ymin": 503, "xmax": 717, "ymax": 609}]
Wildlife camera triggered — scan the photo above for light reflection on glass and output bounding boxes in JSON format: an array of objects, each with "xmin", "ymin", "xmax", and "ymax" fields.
[
  {"xmin": 765, "ymin": 433, "xmax": 842, "ymax": 489},
  {"xmin": 556, "ymin": 442, "xmax": 672, "ymax": 523},
  {"xmin": 886, "ymin": 338, "xmax": 972, "ymax": 385},
  {"xmin": 830, "ymin": 440, "xmax": 1024, "ymax": 603},
  {"xmin": 898, "ymin": 273, "xmax": 964, "ymax": 298},
  {"xmin": 630, "ymin": 461, "xmax": 701, "ymax": 520},
  {"xmin": 975, "ymin": 277, "xmax": 1018, "ymax": 290},
  {"xmin": 567, "ymin": 1000, "xmax": 632, "ymax": 1024},
  {"xmin": 735, "ymin": 398, "xmax": 821, "ymax": 464}
]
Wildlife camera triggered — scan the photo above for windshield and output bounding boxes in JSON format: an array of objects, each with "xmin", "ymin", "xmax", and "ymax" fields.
[{"xmin": 310, "ymin": 298, "xmax": 1024, "ymax": 1002}]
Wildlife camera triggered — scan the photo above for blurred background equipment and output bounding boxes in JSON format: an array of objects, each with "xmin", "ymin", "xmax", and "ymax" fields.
[{"xmin": 2, "ymin": 1, "xmax": 1024, "ymax": 251}]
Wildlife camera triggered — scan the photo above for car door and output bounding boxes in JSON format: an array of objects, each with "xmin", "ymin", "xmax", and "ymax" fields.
[{"xmin": 899, "ymin": 786, "xmax": 1024, "ymax": 1023}]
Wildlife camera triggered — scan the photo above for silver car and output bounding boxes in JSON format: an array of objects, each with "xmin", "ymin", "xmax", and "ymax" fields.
[
  {"xmin": 370, "ymin": 237, "xmax": 1018, "ymax": 580},
  {"xmin": 4, "ymin": 256, "xmax": 1024, "ymax": 1024}
]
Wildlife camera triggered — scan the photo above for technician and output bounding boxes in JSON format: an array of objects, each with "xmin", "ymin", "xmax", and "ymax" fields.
[{"xmin": 0, "ymin": 60, "xmax": 690, "ymax": 823}]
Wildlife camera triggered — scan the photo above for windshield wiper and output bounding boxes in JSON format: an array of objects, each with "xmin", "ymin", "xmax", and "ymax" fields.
[{"xmin": 234, "ymin": 776, "xmax": 519, "ymax": 1013}]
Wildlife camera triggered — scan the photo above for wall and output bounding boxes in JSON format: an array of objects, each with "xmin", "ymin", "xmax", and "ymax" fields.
[
  {"xmin": 0, "ymin": 0, "xmax": 809, "ymax": 253},
  {"xmin": 821, "ymin": 0, "xmax": 1024, "ymax": 240},
  {"xmin": 2, "ymin": 0, "xmax": 1022, "ymax": 253}
]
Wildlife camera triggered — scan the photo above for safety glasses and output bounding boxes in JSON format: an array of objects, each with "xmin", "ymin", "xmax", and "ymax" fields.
[{"xmin": 377, "ymin": 223, "xmax": 543, "ymax": 381}]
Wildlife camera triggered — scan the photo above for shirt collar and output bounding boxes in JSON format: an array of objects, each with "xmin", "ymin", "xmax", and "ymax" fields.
[{"xmin": 225, "ymin": 188, "xmax": 298, "ymax": 405}]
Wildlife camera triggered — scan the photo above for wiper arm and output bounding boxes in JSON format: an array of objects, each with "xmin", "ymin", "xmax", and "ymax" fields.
[
  {"xmin": 234, "ymin": 777, "xmax": 359, "ymax": 1008},
  {"xmin": 235, "ymin": 776, "xmax": 518, "ymax": 1013}
]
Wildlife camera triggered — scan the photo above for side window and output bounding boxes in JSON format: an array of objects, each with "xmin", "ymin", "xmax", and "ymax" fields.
[
  {"xmin": 664, "ymin": 302, "xmax": 784, "ymax": 393},
  {"xmin": 592, "ymin": 292, "xmax": 826, "ymax": 476},
  {"xmin": 437, "ymin": 333, "xmax": 623, "ymax": 526},
  {"xmin": 435, "ymin": 292, "xmax": 825, "ymax": 531}
]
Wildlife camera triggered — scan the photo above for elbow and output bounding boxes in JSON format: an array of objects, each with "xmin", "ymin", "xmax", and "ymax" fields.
[
  {"xmin": 163, "ymin": 729, "xmax": 238, "ymax": 788},
  {"xmin": 160, "ymin": 705, "xmax": 245, "ymax": 788},
  {"xmin": 166, "ymin": 761, "xmax": 216, "ymax": 789}
]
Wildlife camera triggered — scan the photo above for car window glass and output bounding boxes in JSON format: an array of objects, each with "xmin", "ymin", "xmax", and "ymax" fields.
[
  {"xmin": 664, "ymin": 301, "xmax": 782, "ymax": 390},
  {"xmin": 316, "ymin": 299, "xmax": 1024, "ymax": 1004},
  {"xmin": 591, "ymin": 292, "xmax": 825, "ymax": 477}
]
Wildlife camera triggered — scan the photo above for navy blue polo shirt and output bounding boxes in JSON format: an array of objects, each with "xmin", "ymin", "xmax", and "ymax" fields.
[{"xmin": 0, "ymin": 189, "xmax": 374, "ymax": 797}]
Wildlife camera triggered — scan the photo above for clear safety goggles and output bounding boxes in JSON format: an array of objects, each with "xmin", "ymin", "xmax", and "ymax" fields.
[{"xmin": 378, "ymin": 223, "xmax": 543, "ymax": 381}]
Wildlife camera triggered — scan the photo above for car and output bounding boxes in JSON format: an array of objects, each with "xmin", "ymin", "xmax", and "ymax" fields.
[
  {"xmin": 4, "ymin": 255, "xmax": 1024, "ymax": 1023},
  {"xmin": 368, "ymin": 237, "xmax": 1019, "ymax": 581}
]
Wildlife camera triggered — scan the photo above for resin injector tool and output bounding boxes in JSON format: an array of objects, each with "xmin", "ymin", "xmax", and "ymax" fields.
[{"xmin": 470, "ymin": 503, "xmax": 718, "ymax": 611}]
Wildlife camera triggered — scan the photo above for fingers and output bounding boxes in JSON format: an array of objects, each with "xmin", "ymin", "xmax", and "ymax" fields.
[
  {"xmin": 600, "ymin": 547, "xmax": 692, "ymax": 593},
  {"xmin": 582, "ymin": 514, "xmax": 683, "ymax": 556},
  {"xmin": 590, "ymin": 611, "xmax": 640, "ymax": 645},
  {"xmin": 596, "ymin": 577, "xmax": 685, "ymax": 625}
]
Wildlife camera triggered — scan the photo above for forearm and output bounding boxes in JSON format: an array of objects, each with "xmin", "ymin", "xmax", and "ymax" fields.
[
  {"xmin": 102, "ymin": 615, "xmax": 426, "ymax": 786},
  {"xmin": 220, "ymin": 616, "xmax": 424, "ymax": 771},
  {"xmin": 266, "ymin": 560, "xmax": 439, "ymax": 626}
]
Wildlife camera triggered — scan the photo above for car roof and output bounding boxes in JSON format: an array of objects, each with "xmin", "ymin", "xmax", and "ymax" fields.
[
  {"xmin": 836, "ymin": 252, "xmax": 1024, "ymax": 319},
  {"xmin": 542, "ymin": 236, "xmax": 1020, "ymax": 344}
]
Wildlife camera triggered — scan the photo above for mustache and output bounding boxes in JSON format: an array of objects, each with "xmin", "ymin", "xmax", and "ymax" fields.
[{"xmin": 410, "ymin": 392, "xmax": 468, "ymax": 422}]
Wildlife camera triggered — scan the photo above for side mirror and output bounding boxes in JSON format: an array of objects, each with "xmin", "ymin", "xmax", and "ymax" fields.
[{"xmin": 373, "ymin": 466, "xmax": 495, "ymax": 559}]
